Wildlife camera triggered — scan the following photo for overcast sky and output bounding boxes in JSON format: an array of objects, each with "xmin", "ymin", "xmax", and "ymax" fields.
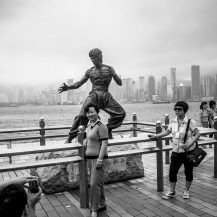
[{"xmin": 0, "ymin": 0, "xmax": 217, "ymax": 85}]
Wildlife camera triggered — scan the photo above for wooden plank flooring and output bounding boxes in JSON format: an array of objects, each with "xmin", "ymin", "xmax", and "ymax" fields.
[{"xmin": 1, "ymin": 148, "xmax": 217, "ymax": 217}]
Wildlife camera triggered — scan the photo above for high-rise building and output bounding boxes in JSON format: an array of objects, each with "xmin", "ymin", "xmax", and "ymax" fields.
[
  {"xmin": 177, "ymin": 83, "xmax": 184, "ymax": 100},
  {"xmin": 211, "ymin": 75, "xmax": 216, "ymax": 97},
  {"xmin": 139, "ymin": 76, "xmax": 145, "ymax": 101},
  {"xmin": 122, "ymin": 78, "xmax": 133, "ymax": 102},
  {"xmin": 132, "ymin": 80, "xmax": 137, "ymax": 102},
  {"xmin": 215, "ymin": 75, "xmax": 217, "ymax": 100},
  {"xmin": 191, "ymin": 65, "xmax": 200, "ymax": 100},
  {"xmin": 148, "ymin": 76, "xmax": 155, "ymax": 100},
  {"xmin": 200, "ymin": 76, "xmax": 206, "ymax": 97},
  {"xmin": 109, "ymin": 80, "xmax": 122, "ymax": 101},
  {"xmin": 0, "ymin": 93, "xmax": 9, "ymax": 103},
  {"xmin": 170, "ymin": 68, "xmax": 177, "ymax": 101},
  {"xmin": 205, "ymin": 75, "xmax": 212, "ymax": 97},
  {"xmin": 139, "ymin": 76, "xmax": 145, "ymax": 90},
  {"xmin": 67, "ymin": 79, "xmax": 74, "ymax": 101},
  {"xmin": 167, "ymin": 84, "xmax": 173, "ymax": 100},
  {"xmin": 160, "ymin": 76, "xmax": 167, "ymax": 99},
  {"xmin": 40, "ymin": 89, "xmax": 60, "ymax": 105},
  {"xmin": 18, "ymin": 89, "xmax": 25, "ymax": 104},
  {"xmin": 122, "ymin": 78, "xmax": 127, "ymax": 101},
  {"xmin": 184, "ymin": 86, "xmax": 191, "ymax": 100}
]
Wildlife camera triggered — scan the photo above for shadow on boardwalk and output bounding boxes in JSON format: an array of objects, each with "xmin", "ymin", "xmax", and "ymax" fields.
[{"xmin": 1, "ymin": 148, "xmax": 217, "ymax": 217}]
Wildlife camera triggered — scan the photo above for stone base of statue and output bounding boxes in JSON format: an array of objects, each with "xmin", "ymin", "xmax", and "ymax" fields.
[{"xmin": 30, "ymin": 144, "xmax": 144, "ymax": 194}]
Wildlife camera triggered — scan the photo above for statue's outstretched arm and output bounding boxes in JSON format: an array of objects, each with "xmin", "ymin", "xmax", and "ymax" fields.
[
  {"xmin": 68, "ymin": 73, "xmax": 89, "ymax": 89},
  {"xmin": 58, "ymin": 72, "xmax": 89, "ymax": 93},
  {"xmin": 111, "ymin": 67, "xmax": 122, "ymax": 86}
]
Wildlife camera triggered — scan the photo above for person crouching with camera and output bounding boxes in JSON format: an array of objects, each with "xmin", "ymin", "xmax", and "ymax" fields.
[
  {"xmin": 0, "ymin": 176, "xmax": 42, "ymax": 217},
  {"xmin": 148, "ymin": 101, "xmax": 200, "ymax": 200}
]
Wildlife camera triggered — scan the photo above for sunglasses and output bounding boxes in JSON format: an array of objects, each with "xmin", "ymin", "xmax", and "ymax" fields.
[{"xmin": 174, "ymin": 107, "xmax": 184, "ymax": 111}]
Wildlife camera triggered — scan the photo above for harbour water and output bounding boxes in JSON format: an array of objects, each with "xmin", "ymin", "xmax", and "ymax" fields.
[{"xmin": 0, "ymin": 101, "xmax": 201, "ymax": 129}]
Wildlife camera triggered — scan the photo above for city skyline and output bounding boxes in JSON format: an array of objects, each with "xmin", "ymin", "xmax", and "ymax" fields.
[
  {"xmin": 0, "ymin": 66, "xmax": 215, "ymax": 87},
  {"xmin": 1, "ymin": 0, "xmax": 217, "ymax": 85},
  {"xmin": 0, "ymin": 64, "xmax": 217, "ymax": 105}
]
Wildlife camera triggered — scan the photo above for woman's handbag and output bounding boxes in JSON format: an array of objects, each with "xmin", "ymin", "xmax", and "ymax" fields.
[
  {"xmin": 187, "ymin": 143, "xmax": 207, "ymax": 167},
  {"xmin": 184, "ymin": 119, "xmax": 207, "ymax": 167}
]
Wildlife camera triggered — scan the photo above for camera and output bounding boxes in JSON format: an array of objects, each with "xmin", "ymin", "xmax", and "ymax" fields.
[{"xmin": 29, "ymin": 180, "xmax": 39, "ymax": 193}]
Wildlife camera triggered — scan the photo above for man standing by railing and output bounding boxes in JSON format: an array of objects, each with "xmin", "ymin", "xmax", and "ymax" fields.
[{"xmin": 58, "ymin": 48, "xmax": 126, "ymax": 143}]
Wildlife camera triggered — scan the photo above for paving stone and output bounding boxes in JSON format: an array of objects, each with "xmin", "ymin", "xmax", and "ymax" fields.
[
  {"xmin": 46, "ymin": 211, "xmax": 60, "ymax": 217},
  {"xmin": 1, "ymin": 146, "xmax": 216, "ymax": 217},
  {"xmin": 107, "ymin": 211, "xmax": 121, "ymax": 217},
  {"xmin": 36, "ymin": 209, "xmax": 48, "ymax": 217},
  {"xmin": 42, "ymin": 204, "xmax": 55, "ymax": 212}
]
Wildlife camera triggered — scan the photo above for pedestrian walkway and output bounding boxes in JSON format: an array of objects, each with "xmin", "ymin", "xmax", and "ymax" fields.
[{"xmin": 0, "ymin": 148, "xmax": 216, "ymax": 217}]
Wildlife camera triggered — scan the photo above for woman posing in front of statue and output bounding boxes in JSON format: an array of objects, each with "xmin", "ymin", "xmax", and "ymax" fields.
[
  {"xmin": 83, "ymin": 103, "xmax": 108, "ymax": 217},
  {"xmin": 148, "ymin": 101, "xmax": 200, "ymax": 200}
]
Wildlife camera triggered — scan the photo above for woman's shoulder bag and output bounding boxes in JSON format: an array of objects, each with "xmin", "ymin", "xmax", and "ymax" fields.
[{"xmin": 184, "ymin": 119, "xmax": 207, "ymax": 167}]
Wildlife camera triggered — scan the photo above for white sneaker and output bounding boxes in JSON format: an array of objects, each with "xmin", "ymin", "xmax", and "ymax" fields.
[
  {"xmin": 91, "ymin": 211, "xmax": 97, "ymax": 217},
  {"xmin": 183, "ymin": 190, "xmax": 190, "ymax": 199},
  {"xmin": 162, "ymin": 191, "xmax": 176, "ymax": 200}
]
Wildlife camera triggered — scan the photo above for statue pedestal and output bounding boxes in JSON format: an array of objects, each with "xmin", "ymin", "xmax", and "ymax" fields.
[{"xmin": 30, "ymin": 144, "xmax": 144, "ymax": 194}]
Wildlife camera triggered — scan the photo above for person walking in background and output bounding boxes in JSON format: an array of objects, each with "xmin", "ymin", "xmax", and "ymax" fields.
[
  {"xmin": 208, "ymin": 100, "xmax": 217, "ymax": 148},
  {"xmin": 199, "ymin": 101, "xmax": 212, "ymax": 148},
  {"xmin": 199, "ymin": 101, "xmax": 211, "ymax": 128},
  {"xmin": 83, "ymin": 103, "xmax": 108, "ymax": 217},
  {"xmin": 148, "ymin": 101, "xmax": 200, "ymax": 200},
  {"xmin": 58, "ymin": 48, "xmax": 126, "ymax": 142},
  {"xmin": 209, "ymin": 100, "xmax": 217, "ymax": 125}
]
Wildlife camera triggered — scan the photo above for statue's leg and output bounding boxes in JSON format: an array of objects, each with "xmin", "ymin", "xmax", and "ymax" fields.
[
  {"xmin": 102, "ymin": 93, "xmax": 126, "ymax": 139},
  {"xmin": 66, "ymin": 95, "xmax": 94, "ymax": 143}
]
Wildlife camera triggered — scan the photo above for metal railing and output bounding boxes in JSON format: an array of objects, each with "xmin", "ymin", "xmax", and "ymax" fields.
[{"xmin": 0, "ymin": 115, "xmax": 217, "ymax": 208}]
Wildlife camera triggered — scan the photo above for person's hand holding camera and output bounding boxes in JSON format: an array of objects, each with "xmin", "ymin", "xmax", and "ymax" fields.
[
  {"xmin": 14, "ymin": 176, "xmax": 38, "ymax": 186},
  {"xmin": 0, "ymin": 175, "xmax": 38, "ymax": 192},
  {"xmin": 28, "ymin": 186, "xmax": 42, "ymax": 208},
  {"xmin": 26, "ymin": 183, "xmax": 42, "ymax": 217}
]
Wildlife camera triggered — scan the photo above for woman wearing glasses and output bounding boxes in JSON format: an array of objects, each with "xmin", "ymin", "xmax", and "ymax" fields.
[{"xmin": 148, "ymin": 101, "xmax": 200, "ymax": 200}]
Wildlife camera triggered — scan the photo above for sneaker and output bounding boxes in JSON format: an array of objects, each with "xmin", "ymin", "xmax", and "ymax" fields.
[
  {"xmin": 98, "ymin": 205, "xmax": 107, "ymax": 212},
  {"xmin": 162, "ymin": 191, "xmax": 176, "ymax": 200},
  {"xmin": 91, "ymin": 211, "xmax": 97, "ymax": 217},
  {"xmin": 183, "ymin": 190, "xmax": 190, "ymax": 199}
]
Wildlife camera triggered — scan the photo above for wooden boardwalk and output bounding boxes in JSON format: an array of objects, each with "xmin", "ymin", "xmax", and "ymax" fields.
[{"xmin": 1, "ymin": 148, "xmax": 217, "ymax": 217}]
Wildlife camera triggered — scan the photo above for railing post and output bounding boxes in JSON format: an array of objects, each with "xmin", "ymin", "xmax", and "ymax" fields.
[
  {"xmin": 156, "ymin": 120, "xmax": 164, "ymax": 191},
  {"xmin": 214, "ymin": 116, "xmax": 217, "ymax": 178},
  {"xmin": 164, "ymin": 114, "xmax": 170, "ymax": 164},
  {"xmin": 132, "ymin": 113, "xmax": 137, "ymax": 137},
  {"xmin": 77, "ymin": 125, "xmax": 89, "ymax": 208},
  {"xmin": 7, "ymin": 140, "xmax": 12, "ymax": 164},
  {"xmin": 39, "ymin": 117, "xmax": 45, "ymax": 146}
]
